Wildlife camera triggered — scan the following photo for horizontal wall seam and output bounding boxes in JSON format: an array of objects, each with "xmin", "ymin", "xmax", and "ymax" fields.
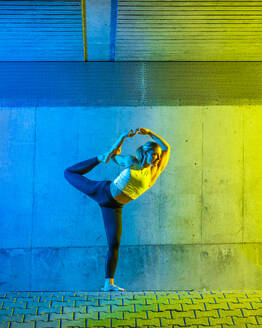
[{"xmin": 2, "ymin": 242, "xmax": 262, "ymax": 250}]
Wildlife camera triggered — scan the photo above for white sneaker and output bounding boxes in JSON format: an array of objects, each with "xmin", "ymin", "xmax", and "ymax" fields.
[{"xmin": 103, "ymin": 283, "xmax": 126, "ymax": 292}]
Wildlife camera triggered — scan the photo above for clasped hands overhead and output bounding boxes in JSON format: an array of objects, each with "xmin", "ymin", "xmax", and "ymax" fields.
[
  {"xmin": 112, "ymin": 128, "xmax": 151, "ymax": 157},
  {"xmin": 122, "ymin": 127, "xmax": 151, "ymax": 138}
]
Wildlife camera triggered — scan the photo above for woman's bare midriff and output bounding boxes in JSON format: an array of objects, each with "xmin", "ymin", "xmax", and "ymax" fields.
[{"xmin": 109, "ymin": 182, "xmax": 133, "ymax": 205}]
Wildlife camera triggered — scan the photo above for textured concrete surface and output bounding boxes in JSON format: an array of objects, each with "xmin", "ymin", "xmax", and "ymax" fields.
[{"xmin": 1, "ymin": 290, "xmax": 262, "ymax": 327}]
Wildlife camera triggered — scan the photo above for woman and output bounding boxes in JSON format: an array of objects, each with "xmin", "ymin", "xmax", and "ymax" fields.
[{"xmin": 64, "ymin": 127, "xmax": 170, "ymax": 291}]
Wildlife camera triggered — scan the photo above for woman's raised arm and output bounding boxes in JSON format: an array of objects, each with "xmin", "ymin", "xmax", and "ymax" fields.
[
  {"xmin": 138, "ymin": 128, "xmax": 170, "ymax": 151},
  {"xmin": 110, "ymin": 128, "xmax": 139, "ymax": 166},
  {"xmin": 111, "ymin": 154, "xmax": 137, "ymax": 168},
  {"xmin": 110, "ymin": 128, "xmax": 139, "ymax": 155}
]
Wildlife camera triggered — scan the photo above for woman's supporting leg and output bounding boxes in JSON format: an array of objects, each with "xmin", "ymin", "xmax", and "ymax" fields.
[
  {"xmin": 65, "ymin": 156, "xmax": 126, "ymax": 290},
  {"xmin": 100, "ymin": 206, "xmax": 126, "ymax": 291},
  {"xmin": 101, "ymin": 206, "xmax": 122, "ymax": 278}
]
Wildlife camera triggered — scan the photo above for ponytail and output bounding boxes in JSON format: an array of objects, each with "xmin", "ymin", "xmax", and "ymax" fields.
[{"xmin": 136, "ymin": 145, "xmax": 145, "ymax": 169}]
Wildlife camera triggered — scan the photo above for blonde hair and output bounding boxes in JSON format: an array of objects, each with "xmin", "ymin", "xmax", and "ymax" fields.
[{"xmin": 136, "ymin": 141, "xmax": 161, "ymax": 169}]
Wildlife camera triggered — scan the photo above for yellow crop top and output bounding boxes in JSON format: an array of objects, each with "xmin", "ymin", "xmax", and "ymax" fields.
[{"xmin": 112, "ymin": 163, "xmax": 152, "ymax": 200}]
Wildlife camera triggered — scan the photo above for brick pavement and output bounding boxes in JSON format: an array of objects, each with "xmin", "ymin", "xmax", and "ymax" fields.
[{"xmin": 0, "ymin": 290, "xmax": 262, "ymax": 327}]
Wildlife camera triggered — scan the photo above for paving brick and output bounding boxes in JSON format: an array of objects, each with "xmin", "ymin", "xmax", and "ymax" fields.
[
  {"xmin": 5, "ymin": 293, "xmax": 32, "ymax": 298},
  {"xmin": 74, "ymin": 312, "xmax": 99, "ymax": 320},
  {"xmin": 242, "ymin": 308, "xmax": 262, "ymax": 316},
  {"xmin": 120, "ymin": 299, "xmax": 147, "ymax": 306},
  {"xmin": 184, "ymin": 316, "xmax": 210, "ymax": 326},
  {"xmin": 234, "ymin": 293, "xmax": 257, "ymax": 299},
  {"xmin": 219, "ymin": 307, "xmax": 243, "ymax": 316},
  {"xmin": 14, "ymin": 297, "xmax": 40, "ymax": 303},
  {"xmin": 204, "ymin": 301, "xmax": 230, "ymax": 311},
  {"xmin": 250, "ymin": 301, "xmax": 262, "ymax": 310},
  {"xmin": 189, "ymin": 296, "xmax": 217, "ymax": 304},
  {"xmin": 228, "ymin": 323, "xmax": 254, "ymax": 328},
  {"xmin": 123, "ymin": 310, "xmax": 148, "ymax": 320},
  {"xmin": 75, "ymin": 300, "xmax": 99, "ymax": 307},
  {"xmin": 7, "ymin": 322, "xmax": 35, "ymax": 328},
  {"xmin": 99, "ymin": 298, "xmax": 123, "ymax": 306},
  {"xmin": 228, "ymin": 301, "xmax": 253, "ymax": 310},
  {"xmin": 182, "ymin": 302, "xmax": 206, "ymax": 311},
  {"xmin": 25, "ymin": 292, "xmax": 50, "ymax": 297},
  {"xmin": 246, "ymin": 324, "xmax": 261, "ymax": 328},
  {"xmin": 48, "ymin": 301, "xmax": 76, "ymax": 308},
  {"xmin": 36, "ymin": 321, "xmax": 61, "ymax": 328},
  {"xmin": 0, "ymin": 314, "xmax": 24, "ymax": 323},
  {"xmin": 232, "ymin": 315, "xmax": 258, "ymax": 325},
  {"xmin": 146, "ymin": 309, "xmax": 172, "ymax": 319},
  {"xmin": 0, "ymin": 322, "xmax": 10, "ymax": 328},
  {"xmin": 13, "ymin": 308, "xmax": 38, "ymax": 316},
  {"xmin": 37, "ymin": 306, "xmax": 64, "ymax": 314},
  {"xmin": 49, "ymin": 312, "xmax": 76, "ymax": 321},
  {"xmin": 1, "ymin": 301, "xmax": 26, "ymax": 309},
  {"xmin": 88, "ymin": 305, "xmax": 111, "ymax": 313},
  {"xmin": 198, "ymin": 325, "xmax": 222, "ymax": 328},
  {"xmin": 23, "ymin": 297, "xmax": 41, "ymax": 306},
  {"xmin": 26, "ymin": 301, "xmax": 58, "ymax": 309},
  {"xmin": 256, "ymin": 315, "xmax": 262, "ymax": 324},
  {"xmin": 111, "ymin": 304, "xmax": 134, "ymax": 312},
  {"xmin": 251, "ymin": 297, "xmax": 262, "ymax": 303},
  {"xmin": 151, "ymin": 292, "xmax": 169, "ymax": 297},
  {"xmin": 178, "ymin": 297, "xmax": 209, "ymax": 305},
  {"xmin": 97, "ymin": 292, "xmax": 130, "ymax": 299},
  {"xmin": 153, "ymin": 297, "xmax": 171, "ymax": 305},
  {"xmin": 62, "ymin": 306, "xmax": 87, "ymax": 314},
  {"xmin": 158, "ymin": 302, "xmax": 182, "ymax": 311},
  {"xmin": 212, "ymin": 295, "xmax": 227, "ymax": 301},
  {"xmin": 160, "ymin": 317, "xmax": 186, "ymax": 327},
  {"xmin": 62, "ymin": 296, "xmax": 87, "ymax": 302},
  {"xmin": 24, "ymin": 313, "xmax": 49, "ymax": 322},
  {"xmin": 209, "ymin": 316, "xmax": 234, "ymax": 325},
  {"xmin": 146, "ymin": 298, "xmax": 170, "ymax": 305},
  {"xmin": 98, "ymin": 310, "xmax": 123, "ymax": 320},
  {"xmin": 0, "ymin": 308, "xmax": 13, "ymax": 316},
  {"xmin": 38, "ymin": 295, "xmax": 65, "ymax": 302},
  {"xmin": 164, "ymin": 316, "xmax": 187, "ymax": 326},
  {"xmin": 224, "ymin": 295, "xmax": 244, "ymax": 302},
  {"xmin": 163, "ymin": 292, "xmax": 180, "ymax": 300},
  {"xmin": 136, "ymin": 317, "xmax": 161, "ymax": 327},
  {"xmin": 113, "ymin": 318, "xmax": 138, "ymax": 327},
  {"xmin": 143, "ymin": 292, "xmax": 158, "ymax": 297},
  {"xmin": 61, "ymin": 318, "xmax": 86, "ymax": 327},
  {"xmin": 194, "ymin": 309, "xmax": 219, "ymax": 318},
  {"xmin": 135, "ymin": 303, "xmax": 159, "ymax": 312},
  {"xmin": 168, "ymin": 298, "xmax": 190, "ymax": 305},
  {"xmin": 170, "ymin": 309, "xmax": 195, "ymax": 318}
]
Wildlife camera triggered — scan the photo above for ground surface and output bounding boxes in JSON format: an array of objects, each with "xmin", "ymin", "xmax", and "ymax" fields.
[{"xmin": 1, "ymin": 290, "xmax": 262, "ymax": 327}]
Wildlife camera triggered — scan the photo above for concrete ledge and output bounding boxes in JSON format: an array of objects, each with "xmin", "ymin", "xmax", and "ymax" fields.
[
  {"xmin": 1, "ymin": 62, "xmax": 262, "ymax": 107},
  {"xmin": 0, "ymin": 244, "xmax": 261, "ymax": 291}
]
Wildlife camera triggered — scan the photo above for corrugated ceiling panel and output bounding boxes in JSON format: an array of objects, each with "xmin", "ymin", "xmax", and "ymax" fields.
[
  {"xmin": 116, "ymin": 0, "xmax": 262, "ymax": 61},
  {"xmin": 0, "ymin": 0, "xmax": 83, "ymax": 61}
]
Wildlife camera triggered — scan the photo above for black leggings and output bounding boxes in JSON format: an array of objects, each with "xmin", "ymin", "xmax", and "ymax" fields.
[{"xmin": 64, "ymin": 156, "xmax": 125, "ymax": 279}]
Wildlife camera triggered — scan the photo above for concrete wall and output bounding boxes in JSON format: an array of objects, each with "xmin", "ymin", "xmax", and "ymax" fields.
[{"xmin": 1, "ymin": 104, "xmax": 262, "ymax": 291}]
